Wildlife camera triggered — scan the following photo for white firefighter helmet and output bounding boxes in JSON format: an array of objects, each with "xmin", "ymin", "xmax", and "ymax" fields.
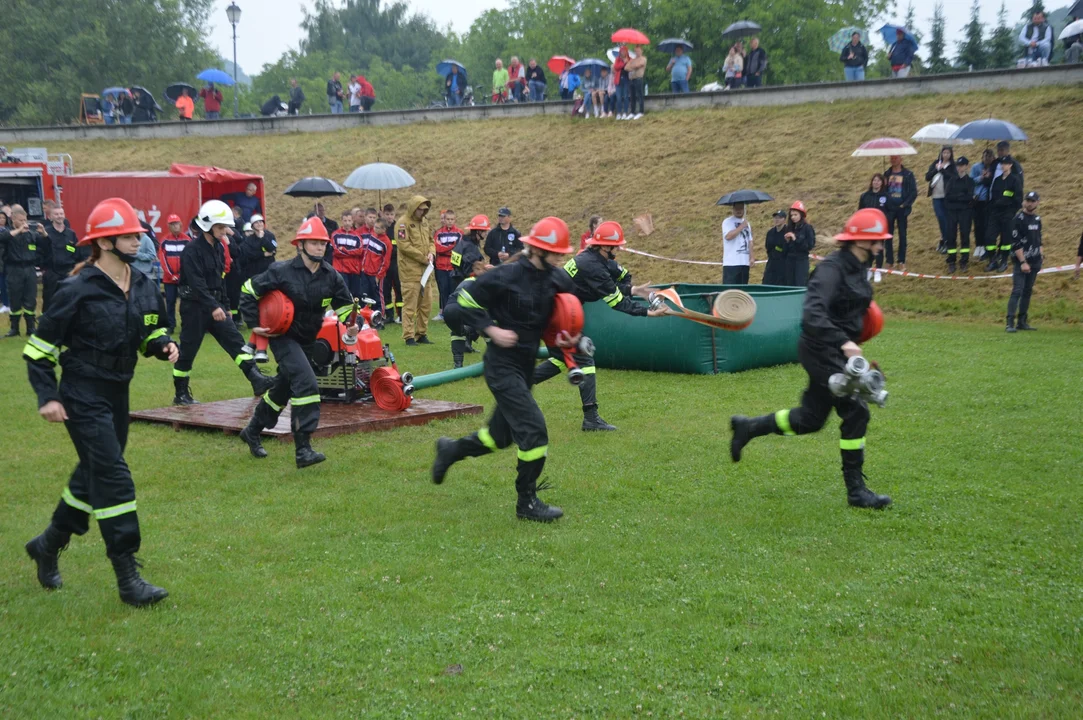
[{"xmin": 195, "ymin": 199, "xmax": 236, "ymax": 232}]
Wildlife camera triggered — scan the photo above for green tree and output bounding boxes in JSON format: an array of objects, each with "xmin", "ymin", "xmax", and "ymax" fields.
[
  {"xmin": 0, "ymin": 0, "xmax": 215, "ymax": 125},
  {"xmin": 956, "ymin": 0, "xmax": 987, "ymax": 70},
  {"xmin": 926, "ymin": 2, "xmax": 949, "ymax": 73},
  {"xmin": 987, "ymin": 2, "xmax": 1018, "ymax": 68}
]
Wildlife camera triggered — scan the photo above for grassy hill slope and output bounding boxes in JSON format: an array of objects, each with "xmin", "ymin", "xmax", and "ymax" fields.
[{"xmin": 53, "ymin": 85, "xmax": 1083, "ymax": 321}]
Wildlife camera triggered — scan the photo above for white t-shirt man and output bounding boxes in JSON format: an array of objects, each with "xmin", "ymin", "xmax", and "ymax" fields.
[
  {"xmin": 348, "ymin": 80, "xmax": 362, "ymax": 109},
  {"xmin": 722, "ymin": 215, "xmax": 753, "ymax": 267}
]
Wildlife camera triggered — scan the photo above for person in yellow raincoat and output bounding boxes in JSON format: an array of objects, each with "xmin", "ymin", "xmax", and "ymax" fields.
[{"xmin": 395, "ymin": 195, "xmax": 434, "ymax": 345}]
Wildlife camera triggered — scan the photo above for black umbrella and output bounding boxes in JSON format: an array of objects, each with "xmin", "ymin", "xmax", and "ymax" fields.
[
  {"xmin": 164, "ymin": 83, "xmax": 197, "ymax": 103},
  {"xmin": 284, "ymin": 176, "xmax": 349, "ymax": 198},
  {"xmin": 716, "ymin": 189, "xmax": 773, "ymax": 206},
  {"xmin": 130, "ymin": 86, "xmax": 163, "ymax": 111},
  {"xmin": 722, "ymin": 21, "xmax": 762, "ymax": 39},
  {"xmin": 657, "ymin": 38, "xmax": 694, "ymax": 54},
  {"xmin": 1070, "ymin": 0, "xmax": 1083, "ymax": 18}
]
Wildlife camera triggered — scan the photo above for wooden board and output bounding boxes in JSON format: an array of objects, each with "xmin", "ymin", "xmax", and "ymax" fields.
[{"xmin": 130, "ymin": 397, "xmax": 483, "ymax": 441}]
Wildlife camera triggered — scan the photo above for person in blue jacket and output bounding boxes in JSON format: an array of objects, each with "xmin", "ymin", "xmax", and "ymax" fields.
[{"xmin": 889, "ymin": 29, "xmax": 916, "ymax": 78}]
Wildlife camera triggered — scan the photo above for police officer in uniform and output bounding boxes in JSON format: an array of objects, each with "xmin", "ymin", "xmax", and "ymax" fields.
[
  {"xmin": 0, "ymin": 207, "xmax": 45, "ymax": 338},
  {"xmin": 238, "ymin": 217, "xmax": 358, "ymax": 468},
  {"xmin": 432, "ymin": 217, "xmax": 578, "ymax": 522},
  {"xmin": 39, "ymin": 205, "xmax": 86, "ymax": 312},
  {"xmin": 533, "ymin": 221, "xmax": 664, "ymax": 431},
  {"xmin": 1006, "ymin": 191, "xmax": 1044, "ymax": 332},
  {"xmin": 172, "ymin": 200, "xmax": 274, "ymax": 405},
  {"xmin": 729, "ymin": 208, "xmax": 893, "ymax": 510},
  {"xmin": 23, "ymin": 198, "xmax": 177, "ymax": 606}
]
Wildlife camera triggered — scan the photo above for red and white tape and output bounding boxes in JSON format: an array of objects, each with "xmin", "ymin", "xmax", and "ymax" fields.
[{"xmin": 622, "ymin": 246, "xmax": 1078, "ymax": 280}]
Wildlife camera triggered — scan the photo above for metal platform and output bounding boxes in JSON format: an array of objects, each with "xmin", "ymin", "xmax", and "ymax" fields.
[{"xmin": 130, "ymin": 397, "xmax": 483, "ymax": 441}]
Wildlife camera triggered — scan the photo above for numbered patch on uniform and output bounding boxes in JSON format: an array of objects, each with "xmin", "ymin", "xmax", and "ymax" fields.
[
  {"xmin": 144, "ymin": 313, "xmax": 159, "ymax": 326},
  {"xmin": 450, "ymin": 251, "xmax": 462, "ymax": 267},
  {"xmin": 563, "ymin": 258, "xmax": 578, "ymax": 277}
]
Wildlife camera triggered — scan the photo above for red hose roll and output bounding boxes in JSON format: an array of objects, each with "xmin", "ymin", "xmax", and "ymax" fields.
[
  {"xmin": 369, "ymin": 366, "xmax": 413, "ymax": 411},
  {"xmin": 858, "ymin": 301, "xmax": 884, "ymax": 343},
  {"xmin": 258, "ymin": 290, "xmax": 295, "ymax": 335}
]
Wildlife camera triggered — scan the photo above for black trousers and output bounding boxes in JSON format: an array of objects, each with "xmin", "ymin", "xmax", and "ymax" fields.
[
  {"xmin": 42, "ymin": 269, "xmax": 72, "ymax": 313},
  {"xmin": 435, "ymin": 269, "xmax": 454, "ymax": 311},
  {"xmin": 163, "ymin": 283, "xmax": 180, "ymax": 332},
  {"xmin": 774, "ymin": 339, "xmax": 869, "ymax": 450},
  {"xmin": 6, "ymin": 264, "xmax": 37, "ymax": 318},
  {"xmin": 986, "ymin": 211, "xmax": 1014, "ymax": 263},
  {"xmin": 360, "ymin": 274, "xmax": 383, "ymax": 314},
  {"xmin": 383, "ymin": 248, "xmax": 403, "ymax": 319},
  {"xmin": 1007, "ymin": 261, "xmax": 1040, "ymax": 323},
  {"xmin": 174, "ymin": 299, "xmax": 255, "ymax": 377},
  {"xmin": 533, "ymin": 347, "xmax": 598, "ymax": 411},
  {"xmin": 342, "ymin": 272, "xmax": 362, "ymax": 302},
  {"xmin": 225, "ymin": 270, "xmax": 242, "ymax": 320},
  {"xmin": 251, "ymin": 336, "xmax": 321, "ymax": 435},
  {"xmin": 444, "ymin": 303, "xmax": 478, "ymax": 364},
  {"xmin": 49, "ymin": 377, "xmax": 140, "ymax": 556},
  {"xmin": 723, "ymin": 265, "xmax": 750, "ymax": 285},
  {"xmin": 884, "ymin": 208, "xmax": 909, "ymax": 265},
  {"xmin": 945, "ymin": 207, "xmax": 972, "ymax": 262}
]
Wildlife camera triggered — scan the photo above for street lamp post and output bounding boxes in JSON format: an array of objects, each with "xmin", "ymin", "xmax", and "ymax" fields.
[{"xmin": 226, "ymin": 2, "xmax": 242, "ymax": 118}]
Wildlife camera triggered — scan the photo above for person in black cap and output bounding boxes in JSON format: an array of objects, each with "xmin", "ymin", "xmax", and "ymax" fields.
[
  {"xmin": 985, "ymin": 156, "xmax": 1023, "ymax": 273},
  {"xmin": 1006, "ymin": 191, "xmax": 1043, "ymax": 332},
  {"xmin": 762, "ymin": 209, "xmax": 788, "ymax": 285},
  {"xmin": 483, "ymin": 208, "xmax": 522, "ymax": 266},
  {"xmin": 943, "ymin": 156, "xmax": 975, "ymax": 274}
]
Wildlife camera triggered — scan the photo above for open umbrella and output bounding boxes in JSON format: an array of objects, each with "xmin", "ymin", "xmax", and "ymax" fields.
[
  {"xmin": 547, "ymin": 55, "xmax": 576, "ymax": 74},
  {"xmin": 568, "ymin": 59, "xmax": 608, "ymax": 76},
  {"xmin": 851, "ymin": 138, "xmax": 917, "ymax": 157},
  {"xmin": 716, "ymin": 189, "xmax": 774, "ymax": 206},
  {"xmin": 1059, "ymin": 19, "xmax": 1083, "ymax": 41},
  {"xmin": 911, "ymin": 121, "xmax": 974, "ymax": 146},
  {"xmin": 723, "ymin": 21, "xmax": 762, "ymax": 39},
  {"xmin": 343, "ymin": 162, "xmax": 416, "ymax": 205},
  {"xmin": 657, "ymin": 38, "xmax": 693, "ymax": 54},
  {"xmin": 611, "ymin": 28, "xmax": 650, "ymax": 45},
  {"xmin": 284, "ymin": 177, "xmax": 348, "ymax": 198},
  {"xmin": 102, "ymin": 86, "xmax": 131, "ymax": 98},
  {"xmin": 130, "ymin": 86, "xmax": 163, "ymax": 111},
  {"xmin": 164, "ymin": 83, "xmax": 198, "ymax": 103},
  {"xmin": 951, "ymin": 119, "xmax": 1028, "ymax": 143},
  {"xmin": 1070, "ymin": 0, "xmax": 1083, "ymax": 18},
  {"xmin": 435, "ymin": 60, "xmax": 467, "ymax": 80},
  {"xmin": 878, "ymin": 24, "xmax": 918, "ymax": 47},
  {"xmin": 828, "ymin": 27, "xmax": 868, "ymax": 53},
  {"xmin": 197, "ymin": 68, "xmax": 235, "ymax": 86}
]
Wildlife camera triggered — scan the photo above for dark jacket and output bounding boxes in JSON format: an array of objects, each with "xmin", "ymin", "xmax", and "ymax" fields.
[
  {"xmin": 746, "ymin": 47, "xmax": 768, "ymax": 76},
  {"xmin": 1011, "ymin": 211, "xmax": 1042, "ymax": 263},
  {"xmin": 179, "ymin": 235, "xmax": 229, "ymax": 314},
  {"xmin": 858, "ymin": 190, "xmax": 888, "ymax": 211},
  {"xmin": 782, "ymin": 221, "xmax": 816, "ymax": 287},
  {"xmin": 23, "ymin": 266, "xmax": 173, "ymax": 407},
  {"xmin": 525, "ymin": 65, "xmax": 546, "ymax": 84},
  {"xmin": 884, "ymin": 167, "xmax": 918, "ymax": 212},
  {"xmin": 840, "ymin": 42, "xmax": 868, "ymax": 68},
  {"xmin": 483, "ymin": 225, "xmax": 522, "ymax": 265},
  {"xmin": 326, "ymin": 79, "xmax": 343, "ymax": 100},
  {"xmin": 0, "ymin": 225, "xmax": 45, "ymax": 266},
  {"xmin": 989, "ymin": 173, "xmax": 1023, "ymax": 214},
  {"xmin": 132, "ymin": 93, "xmax": 156, "ymax": 122},
  {"xmin": 450, "ymin": 234, "xmax": 486, "ymax": 285},
  {"xmin": 801, "ymin": 248, "xmax": 872, "ymax": 357},
  {"xmin": 288, "ymin": 85, "xmax": 305, "ymax": 112},
  {"xmin": 244, "ymin": 231, "xmax": 277, "ymax": 278},
  {"xmin": 562, "ymin": 248, "xmax": 646, "ymax": 315},
  {"xmin": 762, "ymin": 226, "xmax": 787, "ymax": 285},
  {"xmin": 943, "ymin": 172, "xmax": 976, "ymax": 211},
  {"xmin": 40, "ymin": 224, "xmax": 85, "ymax": 274},
  {"xmin": 888, "ymin": 38, "xmax": 916, "ymax": 67},
  {"xmin": 446, "ymin": 72, "xmax": 466, "ymax": 97},
  {"xmin": 240, "ymin": 254, "xmax": 354, "ymax": 344}
]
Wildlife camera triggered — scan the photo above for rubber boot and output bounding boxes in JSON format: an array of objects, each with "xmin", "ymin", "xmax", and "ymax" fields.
[
  {"xmin": 240, "ymin": 418, "xmax": 268, "ymax": 458},
  {"xmin": 4, "ymin": 314, "xmax": 20, "ymax": 338},
  {"xmin": 247, "ymin": 366, "xmax": 275, "ymax": 396},
  {"xmin": 109, "ymin": 553, "xmax": 168, "ymax": 607},
  {"xmin": 25, "ymin": 524, "xmax": 70, "ymax": 590},
  {"xmin": 842, "ymin": 450, "xmax": 891, "ymax": 509},
  {"xmin": 294, "ymin": 432, "xmax": 326, "ymax": 468},
  {"xmin": 582, "ymin": 406, "xmax": 616, "ymax": 431},
  {"xmin": 729, "ymin": 413, "xmax": 778, "ymax": 462},
  {"xmin": 172, "ymin": 376, "xmax": 199, "ymax": 405}
]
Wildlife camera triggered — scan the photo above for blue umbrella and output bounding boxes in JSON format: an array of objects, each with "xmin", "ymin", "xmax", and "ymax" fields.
[
  {"xmin": 951, "ymin": 118, "xmax": 1028, "ymax": 142},
  {"xmin": 569, "ymin": 59, "xmax": 608, "ymax": 76},
  {"xmin": 197, "ymin": 68, "xmax": 235, "ymax": 86},
  {"xmin": 657, "ymin": 38, "xmax": 693, "ymax": 54},
  {"xmin": 878, "ymin": 24, "xmax": 918, "ymax": 48},
  {"xmin": 102, "ymin": 86, "xmax": 130, "ymax": 98},
  {"xmin": 436, "ymin": 60, "xmax": 467, "ymax": 81}
]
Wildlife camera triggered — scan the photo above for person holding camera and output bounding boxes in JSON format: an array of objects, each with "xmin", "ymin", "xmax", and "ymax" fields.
[{"xmin": 0, "ymin": 208, "xmax": 45, "ymax": 338}]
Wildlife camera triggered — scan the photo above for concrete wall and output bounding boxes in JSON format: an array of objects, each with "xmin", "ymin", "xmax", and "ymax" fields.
[{"xmin": 2, "ymin": 65, "xmax": 1081, "ymax": 144}]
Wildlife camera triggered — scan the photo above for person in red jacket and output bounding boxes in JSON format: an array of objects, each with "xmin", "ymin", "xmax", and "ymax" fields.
[
  {"xmin": 158, "ymin": 214, "xmax": 190, "ymax": 332},
  {"xmin": 331, "ymin": 211, "xmax": 364, "ymax": 300},
  {"xmin": 360, "ymin": 219, "xmax": 393, "ymax": 313},
  {"xmin": 357, "ymin": 75, "xmax": 376, "ymax": 112},
  {"xmin": 433, "ymin": 210, "xmax": 463, "ymax": 320},
  {"xmin": 579, "ymin": 215, "xmax": 603, "ymax": 253},
  {"xmin": 199, "ymin": 84, "xmax": 224, "ymax": 120}
]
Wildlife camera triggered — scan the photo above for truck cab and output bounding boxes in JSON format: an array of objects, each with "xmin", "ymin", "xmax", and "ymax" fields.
[{"xmin": 0, "ymin": 147, "xmax": 73, "ymax": 222}]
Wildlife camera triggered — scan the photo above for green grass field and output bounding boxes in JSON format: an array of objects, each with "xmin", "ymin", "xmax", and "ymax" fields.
[{"xmin": 1, "ymin": 310, "xmax": 1081, "ymax": 717}]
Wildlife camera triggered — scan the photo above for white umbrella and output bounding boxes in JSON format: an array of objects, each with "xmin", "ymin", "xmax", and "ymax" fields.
[
  {"xmin": 343, "ymin": 162, "xmax": 416, "ymax": 190},
  {"xmin": 912, "ymin": 121, "xmax": 974, "ymax": 146},
  {"xmin": 1059, "ymin": 19, "xmax": 1083, "ymax": 40}
]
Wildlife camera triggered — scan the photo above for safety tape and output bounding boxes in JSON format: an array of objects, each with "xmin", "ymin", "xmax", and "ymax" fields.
[{"xmin": 622, "ymin": 246, "xmax": 1078, "ymax": 281}]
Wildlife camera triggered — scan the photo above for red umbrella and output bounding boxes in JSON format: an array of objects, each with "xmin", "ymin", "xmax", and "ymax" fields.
[
  {"xmin": 851, "ymin": 137, "xmax": 917, "ymax": 157},
  {"xmin": 547, "ymin": 55, "xmax": 576, "ymax": 74},
  {"xmin": 611, "ymin": 28, "xmax": 650, "ymax": 45}
]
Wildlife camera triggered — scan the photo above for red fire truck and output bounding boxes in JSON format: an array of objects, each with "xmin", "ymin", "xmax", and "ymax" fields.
[{"xmin": 0, "ymin": 147, "xmax": 74, "ymax": 221}]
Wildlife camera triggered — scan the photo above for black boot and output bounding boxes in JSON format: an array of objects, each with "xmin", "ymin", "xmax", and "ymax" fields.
[
  {"xmin": 516, "ymin": 481, "xmax": 563, "ymax": 522},
  {"xmin": 947, "ymin": 261, "xmax": 956, "ymax": 274},
  {"xmin": 463, "ymin": 340, "xmax": 476, "ymax": 354},
  {"xmin": 24, "ymin": 314, "xmax": 35, "ymax": 336},
  {"xmin": 453, "ymin": 356, "xmax": 463, "ymax": 369},
  {"xmin": 959, "ymin": 258, "xmax": 969, "ymax": 274},
  {"xmin": 247, "ymin": 367, "xmax": 275, "ymax": 396},
  {"xmin": 432, "ymin": 437, "xmax": 459, "ymax": 484},
  {"xmin": 1018, "ymin": 315, "xmax": 1036, "ymax": 331},
  {"xmin": 842, "ymin": 450, "xmax": 891, "ymax": 509},
  {"xmin": 109, "ymin": 553, "xmax": 168, "ymax": 607},
  {"xmin": 25, "ymin": 525, "xmax": 70, "ymax": 590},
  {"xmin": 582, "ymin": 406, "xmax": 616, "ymax": 431},
  {"xmin": 730, "ymin": 413, "xmax": 778, "ymax": 462},
  {"xmin": 1006, "ymin": 316, "xmax": 1017, "ymax": 333},
  {"xmin": 417, "ymin": 335, "xmax": 433, "ymax": 345},
  {"xmin": 294, "ymin": 432, "xmax": 326, "ymax": 468},
  {"xmin": 4, "ymin": 314, "xmax": 19, "ymax": 338},
  {"xmin": 240, "ymin": 418, "xmax": 268, "ymax": 458},
  {"xmin": 172, "ymin": 376, "xmax": 199, "ymax": 405}
]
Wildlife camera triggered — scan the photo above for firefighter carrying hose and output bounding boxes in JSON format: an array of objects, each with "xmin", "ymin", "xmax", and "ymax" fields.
[
  {"xmin": 533, "ymin": 221, "xmax": 664, "ymax": 431},
  {"xmin": 172, "ymin": 200, "xmax": 275, "ymax": 405},
  {"xmin": 729, "ymin": 208, "xmax": 893, "ymax": 510},
  {"xmin": 23, "ymin": 198, "xmax": 178, "ymax": 606},
  {"xmin": 431, "ymin": 217, "xmax": 579, "ymax": 522},
  {"xmin": 238, "ymin": 217, "xmax": 358, "ymax": 468}
]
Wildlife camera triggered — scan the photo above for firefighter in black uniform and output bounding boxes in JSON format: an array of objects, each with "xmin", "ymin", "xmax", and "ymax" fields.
[
  {"xmin": 534, "ymin": 221, "xmax": 664, "ymax": 431},
  {"xmin": 431, "ymin": 217, "xmax": 579, "ymax": 522},
  {"xmin": 238, "ymin": 217, "xmax": 358, "ymax": 468},
  {"xmin": 23, "ymin": 198, "xmax": 177, "ymax": 606},
  {"xmin": 172, "ymin": 200, "xmax": 274, "ymax": 404},
  {"xmin": 0, "ymin": 207, "xmax": 45, "ymax": 338},
  {"xmin": 1006, "ymin": 191, "xmax": 1044, "ymax": 332},
  {"xmin": 446, "ymin": 214, "xmax": 491, "ymax": 365},
  {"xmin": 729, "ymin": 208, "xmax": 893, "ymax": 510},
  {"xmin": 39, "ymin": 205, "xmax": 87, "ymax": 312},
  {"xmin": 984, "ymin": 156, "xmax": 1023, "ymax": 273}
]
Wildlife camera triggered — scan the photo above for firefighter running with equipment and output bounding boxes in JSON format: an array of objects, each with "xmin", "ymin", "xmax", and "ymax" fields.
[
  {"xmin": 172, "ymin": 200, "xmax": 275, "ymax": 405},
  {"xmin": 23, "ymin": 198, "xmax": 177, "ymax": 606},
  {"xmin": 533, "ymin": 221, "xmax": 665, "ymax": 431},
  {"xmin": 446, "ymin": 214, "xmax": 490, "ymax": 366},
  {"xmin": 238, "ymin": 217, "xmax": 358, "ymax": 468},
  {"xmin": 0, "ymin": 208, "xmax": 46, "ymax": 338},
  {"xmin": 729, "ymin": 208, "xmax": 893, "ymax": 510},
  {"xmin": 431, "ymin": 217, "xmax": 579, "ymax": 522}
]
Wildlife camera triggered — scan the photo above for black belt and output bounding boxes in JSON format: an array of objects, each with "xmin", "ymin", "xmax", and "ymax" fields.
[{"xmin": 72, "ymin": 350, "xmax": 137, "ymax": 373}]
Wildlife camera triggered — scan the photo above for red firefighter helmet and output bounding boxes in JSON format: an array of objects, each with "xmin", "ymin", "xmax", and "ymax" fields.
[
  {"xmin": 291, "ymin": 216, "xmax": 331, "ymax": 246},
  {"xmin": 522, "ymin": 217, "xmax": 573, "ymax": 254},
  {"xmin": 587, "ymin": 220, "xmax": 626, "ymax": 247},
  {"xmin": 466, "ymin": 214, "xmax": 491, "ymax": 232},
  {"xmin": 258, "ymin": 290, "xmax": 295, "ymax": 335},
  {"xmin": 79, "ymin": 197, "xmax": 144, "ymax": 246},
  {"xmin": 790, "ymin": 200, "xmax": 807, "ymax": 216},
  {"xmin": 834, "ymin": 209, "xmax": 893, "ymax": 242},
  {"xmin": 858, "ymin": 301, "xmax": 884, "ymax": 343}
]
